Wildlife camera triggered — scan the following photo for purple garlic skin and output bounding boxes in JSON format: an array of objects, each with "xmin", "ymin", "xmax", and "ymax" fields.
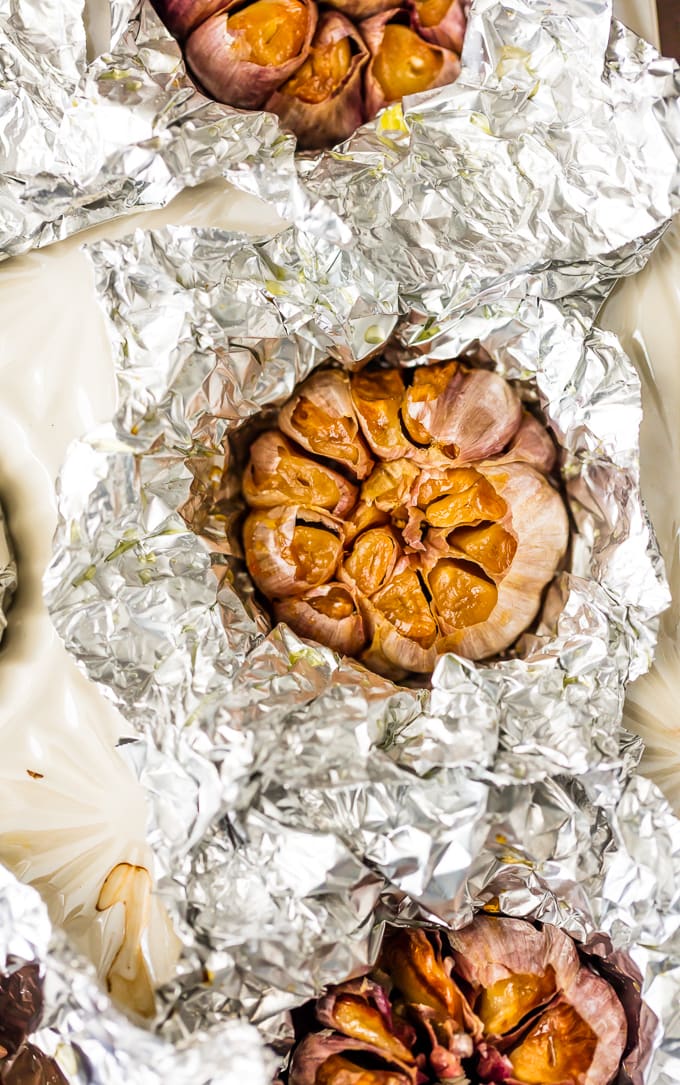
[
  {"xmin": 265, "ymin": 11, "xmax": 369, "ymax": 150},
  {"xmin": 185, "ymin": 0, "xmax": 318, "ymax": 111},
  {"xmin": 324, "ymin": 0, "xmax": 396, "ymax": 17},
  {"xmin": 149, "ymin": 0, "xmax": 228, "ymax": 40}
]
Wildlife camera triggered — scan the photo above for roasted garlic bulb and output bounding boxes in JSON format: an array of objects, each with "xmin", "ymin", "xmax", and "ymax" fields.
[
  {"xmin": 152, "ymin": 0, "xmax": 469, "ymax": 149},
  {"xmin": 241, "ymin": 361, "xmax": 569, "ymax": 678},
  {"xmin": 288, "ymin": 918, "xmax": 628, "ymax": 1085}
]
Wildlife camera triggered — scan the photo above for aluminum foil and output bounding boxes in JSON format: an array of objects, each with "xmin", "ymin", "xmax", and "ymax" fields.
[
  {"xmin": 1, "ymin": 0, "xmax": 679, "ymax": 322},
  {"xmin": 0, "ymin": 499, "xmax": 16, "ymax": 644},
  {"xmin": 41, "ymin": 222, "xmax": 676, "ymax": 1074},
  {"xmin": 0, "ymin": 862, "xmax": 277, "ymax": 1085}
]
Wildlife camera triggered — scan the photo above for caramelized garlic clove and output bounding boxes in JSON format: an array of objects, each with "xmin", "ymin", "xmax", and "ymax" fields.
[
  {"xmin": 279, "ymin": 369, "xmax": 374, "ymax": 480},
  {"xmin": 350, "ymin": 367, "xmax": 414, "ymax": 461},
  {"xmin": 403, "ymin": 365, "xmax": 522, "ymax": 462},
  {"xmin": 243, "ymin": 505, "xmax": 344, "ymax": 597},
  {"xmin": 274, "ymin": 582, "xmax": 367, "ymax": 656},
  {"xmin": 289, "ymin": 1032, "xmax": 417, "ymax": 1085},
  {"xmin": 361, "ymin": 10, "xmax": 461, "ymax": 121},
  {"xmin": 317, "ymin": 979, "xmax": 416, "ymax": 1066},
  {"xmin": 435, "ymin": 463, "xmax": 568, "ymax": 659},
  {"xmin": 342, "ymin": 526, "xmax": 401, "ymax": 596},
  {"xmin": 411, "ymin": 0, "xmax": 467, "ymax": 53},
  {"xmin": 380, "ymin": 929, "xmax": 482, "ymax": 1038},
  {"xmin": 361, "ymin": 562, "xmax": 438, "ymax": 675},
  {"xmin": 243, "ymin": 429, "xmax": 358, "ymax": 516},
  {"xmin": 186, "ymin": 0, "xmax": 317, "ymax": 111},
  {"xmin": 265, "ymin": 12, "xmax": 369, "ymax": 150}
]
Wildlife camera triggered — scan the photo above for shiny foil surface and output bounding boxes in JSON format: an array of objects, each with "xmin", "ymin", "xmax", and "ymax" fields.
[
  {"xmin": 0, "ymin": 863, "xmax": 277, "ymax": 1084},
  {"xmin": 0, "ymin": 500, "xmax": 16, "ymax": 643},
  {"xmin": 0, "ymin": 0, "xmax": 678, "ymax": 309},
  {"xmin": 42, "ymin": 222, "xmax": 679, "ymax": 1079}
]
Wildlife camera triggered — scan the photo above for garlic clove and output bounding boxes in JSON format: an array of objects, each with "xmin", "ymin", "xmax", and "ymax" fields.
[
  {"xmin": 350, "ymin": 367, "xmax": 414, "ymax": 461},
  {"xmin": 380, "ymin": 929, "xmax": 482, "ymax": 1039},
  {"xmin": 428, "ymin": 558, "xmax": 499, "ymax": 631},
  {"xmin": 185, "ymin": 0, "xmax": 317, "ymax": 111},
  {"xmin": 361, "ymin": 458, "xmax": 420, "ymax": 516},
  {"xmin": 403, "ymin": 365, "xmax": 523, "ymax": 462},
  {"xmin": 289, "ymin": 1032, "xmax": 418, "ymax": 1085},
  {"xmin": 361, "ymin": 9, "xmax": 461, "ymax": 121},
  {"xmin": 344, "ymin": 500, "xmax": 391, "ymax": 543},
  {"xmin": 279, "ymin": 369, "xmax": 374, "ymax": 480},
  {"xmin": 360, "ymin": 562, "xmax": 438, "ymax": 675},
  {"xmin": 265, "ymin": 12, "xmax": 369, "ymax": 150},
  {"xmin": 274, "ymin": 582, "xmax": 367, "ymax": 656},
  {"xmin": 434, "ymin": 463, "xmax": 568, "ymax": 659},
  {"xmin": 243, "ymin": 430, "xmax": 358, "ymax": 517},
  {"xmin": 317, "ymin": 979, "xmax": 417, "ymax": 1066},
  {"xmin": 410, "ymin": 0, "xmax": 467, "ymax": 54},
  {"xmin": 449, "ymin": 917, "xmax": 627, "ymax": 1085},
  {"xmin": 341, "ymin": 526, "xmax": 401, "ymax": 596},
  {"xmin": 243, "ymin": 505, "xmax": 344, "ymax": 597}
]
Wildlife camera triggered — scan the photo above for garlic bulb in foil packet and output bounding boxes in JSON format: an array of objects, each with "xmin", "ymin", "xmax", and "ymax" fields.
[
  {"xmin": 40, "ymin": 223, "xmax": 673, "ymax": 1058},
  {"xmin": 0, "ymin": 0, "xmax": 678, "ymax": 352}
]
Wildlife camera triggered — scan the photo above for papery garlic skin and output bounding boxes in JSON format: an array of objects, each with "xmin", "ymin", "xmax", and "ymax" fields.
[
  {"xmin": 185, "ymin": 0, "xmax": 317, "ymax": 111},
  {"xmin": 241, "ymin": 360, "xmax": 568, "ymax": 677}
]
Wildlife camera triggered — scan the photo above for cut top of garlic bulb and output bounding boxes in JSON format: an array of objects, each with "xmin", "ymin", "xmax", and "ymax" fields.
[
  {"xmin": 288, "ymin": 918, "xmax": 628, "ymax": 1085},
  {"xmin": 241, "ymin": 361, "xmax": 569, "ymax": 678}
]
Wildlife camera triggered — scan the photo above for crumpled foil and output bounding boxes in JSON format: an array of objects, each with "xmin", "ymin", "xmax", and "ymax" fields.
[
  {"xmin": 1, "ymin": 0, "xmax": 679, "ymax": 323},
  {"xmin": 0, "ymin": 499, "xmax": 16, "ymax": 644},
  {"xmin": 0, "ymin": 862, "xmax": 277, "ymax": 1085},
  {"xmin": 42, "ymin": 222, "xmax": 677, "ymax": 1077}
]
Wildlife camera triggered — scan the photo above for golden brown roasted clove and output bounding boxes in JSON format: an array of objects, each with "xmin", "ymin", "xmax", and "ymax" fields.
[
  {"xmin": 185, "ymin": 0, "xmax": 317, "ymax": 110},
  {"xmin": 265, "ymin": 12, "xmax": 370, "ymax": 150},
  {"xmin": 241, "ymin": 360, "xmax": 568, "ymax": 677},
  {"xmin": 362, "ymin": 9, "xmax": 461, "ymax": 120}
]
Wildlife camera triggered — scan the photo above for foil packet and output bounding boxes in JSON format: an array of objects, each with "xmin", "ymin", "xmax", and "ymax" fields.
[
  {"xmin": 0, "ymin": 0, "xmax": 679, "ymax": 322},
  {"xmin": 0, "ymin": 500, "xmax": 16, "ymax": 644},
  {"xmin": 0, "ymin": 862, "xmax": 277, "ymax": 1085},
  {"xmin": 41, "ymin": 223, "xmax": 674, "ymax": 1073}
]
